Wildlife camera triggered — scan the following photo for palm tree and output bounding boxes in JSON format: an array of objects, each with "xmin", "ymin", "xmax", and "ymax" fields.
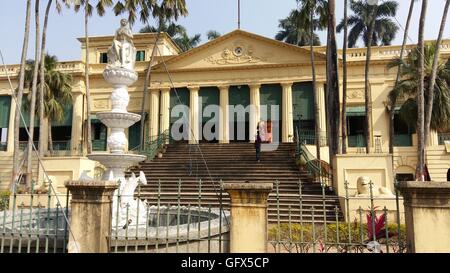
[
  {"xmin": 337, "ymin": 0, "xmax": 399, "ymax": 48},
  {"xmin": 389, "ymin": 0, "xmax": 416, "ymax": 155},
  {"xmin": 341, "ymin": 0, "xmax": 348, "ymax": 154},
  {"xmin": 417, "ymin": 0, "xmax": 427, "ymax": 181},
  {"xmin": 362, "ymin": 1, "xmax": 378, "ymax": 154},
  {"xmin": 326, "ymin": 0, "xmax": 340, "ymax": 170},
  {"xmin": 25, "ymin": 0, "xmax": 42, "ymax": 188},
  {"xmin": 39, "ymin": 0, "xmax": 69, "ymax": 157},
  {"xmin": 275, "ymin": 9, "xmax": 321, "ymax": 46},
  {"xmin": 424, "ymin": 0, "xmax": 450, "ymax": 144},
  {"xmin": 74, "ymin": 0, "xmax": 114, "ymax": 154},
  {"xmin": 174, "ymin": 32, "xmax": 201, "ymax": 52},
  {"xmin": 140, "ymin": 21, "xmax": 199, "ymax": 52},
  {"xmin": 11, "ymin": 0, "xmax": 32, "ymax": 190},
  {"xmin": 387, "ymin": 44, "xmax": 450, "ymax": 140},
  {"xmin": 296, "ymin": 0, "xmax": 328, "ymax": 165},
  {"xmin": 24, "ymin": 55, "xmax": 73, "ymax": 154},
  {"xmin": 206, "ymin": 30, "xmax": 221, "ymax": 40}
]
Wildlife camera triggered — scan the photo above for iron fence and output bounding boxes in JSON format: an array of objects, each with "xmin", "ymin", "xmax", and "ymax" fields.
[
  {"xmin": 109, "ymin": 178, "xmax": 230, "ymax": 253},
  {"xmin": 268, "ymin": 179, "xmax": 406, "ymax": 253},
  {"xmin": 0, "ymin": 181, "xmax": 70, "ymax": 253}
]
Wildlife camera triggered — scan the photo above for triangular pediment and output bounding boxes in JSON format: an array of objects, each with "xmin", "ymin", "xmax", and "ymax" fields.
[{"xmin": 153, "ymin": 29, "xmax": 326, "ymax": 71}]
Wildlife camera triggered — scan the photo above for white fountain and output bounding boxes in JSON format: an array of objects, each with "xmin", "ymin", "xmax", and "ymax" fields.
[{"xmin": 87, "ymin": 19, "xmax": 146, "ymax": 182}]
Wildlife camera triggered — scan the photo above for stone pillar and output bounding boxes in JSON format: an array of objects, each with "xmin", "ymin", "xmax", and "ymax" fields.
[
  {"xmin": 6, "ymin": 97, "xmax": 16, "ymax": 153},
  {"xmin": 219, "ymin": 85, "xmax": 229, "ymax": 144},
  {"xmin": 223, "ymin": 182, "xmax": 273, "ymax": 253},
  {"xmin": 281, "ymin": 82, "xmax": 294, "ymax": 143},
  {"xmin": 316, "ymin": 83, "xmax": 327, "ymax": 146},
  {"xmin": 189, "ymin": 86, "xmax": 200, "ymax": 144},
  {"xmin": 397, "ymin": 181, "xmax": 450, "ymax": 253},
  {"xmin": 65, "ymin": 180, "xmax": 118, "ymax": 253},
  {"xmin": 71, "ymin": 92, "xmax": 83, "ymax": 154},
  {"xmin": 249, "ymin": 84, "xmax": 261, "ymax": 143},
  {"xmin": 160, "ymin": 87, "xmax": 170, "ymax": 140},
  {"xmin": 149, "ymin": 89, "xmax": 160, "ymax": 141}
]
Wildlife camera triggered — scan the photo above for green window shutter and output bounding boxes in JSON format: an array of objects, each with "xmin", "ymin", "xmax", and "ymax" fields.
[
  {"xmin": 53, "ymin": 104, "xmax": 73, "ymax": 127},
  {"xmin": 199, "ymin": 87, "xmax": 219, "ymax": 123},
  {"xmin": 346, "ymin": 106, "xmax": 366, "ymax": 117},
  {"xmin": 128, "ymin": 121, "xmax": 141, "ymax": 150},
  {"xmin": 0, "ymin": 96, "xmax": 11, "ymax": 128},
  {"xmin": 170, "ymin": 88, "xmax": 190, "ymax": 124},
  {"xmin": 136, "ymin": 51, "xmax": 145, "ymax": 62},
  {"xmin": 292, "ymin": 82, "xmax": 314, "ymax": 121},
  {"xmin": 19, "ymin": 104, "xmax": 30, "ymax": 128},
  {"xmin": 260, "ymin": 84, "xmax": 282, "ymax": 121}
]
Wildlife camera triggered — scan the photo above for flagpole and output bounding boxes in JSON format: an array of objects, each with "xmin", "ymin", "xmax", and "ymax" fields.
[{"xmin": 238, "ymin": 0, "xmax": 241, "ymax": 29}]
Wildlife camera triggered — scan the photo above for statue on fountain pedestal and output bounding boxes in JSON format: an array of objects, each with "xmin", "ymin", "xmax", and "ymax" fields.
[{"xmin": 107, "ymin": 19, "xmax": 136, "ymax": 71}]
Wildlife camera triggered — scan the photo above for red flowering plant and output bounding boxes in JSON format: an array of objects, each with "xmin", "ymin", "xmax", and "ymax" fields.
[{"xmin": 366, "ymin": 207, "xmax": 396, "ymax": 241}]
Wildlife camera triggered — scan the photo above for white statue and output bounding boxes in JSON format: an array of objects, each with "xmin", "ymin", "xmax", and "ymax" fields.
[
  {"xmin": 355, "ymin": 176, "xmax": 395, "ymax": 197},
  {"xmin": 112, "ymin": 171, "xmax": 149, "ymax": 229},
  {"xmin": 107, "ymin": 19, "xmax": 136, "ymax": 71}
]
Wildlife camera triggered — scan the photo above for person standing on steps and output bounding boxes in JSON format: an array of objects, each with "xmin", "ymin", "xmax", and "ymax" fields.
[{"xmin": 255, "ymin": 130, "xmax": 262, "ymax": 162}]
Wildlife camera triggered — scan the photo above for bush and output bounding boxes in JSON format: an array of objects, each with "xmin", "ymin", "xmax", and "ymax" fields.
[
  {"xmin": 0, "ymin": 190, "xmax": 10, "ymax": 211},
  {"xmin": 268, "ymin": 222, "xmax": 407, "ymax": 253}
]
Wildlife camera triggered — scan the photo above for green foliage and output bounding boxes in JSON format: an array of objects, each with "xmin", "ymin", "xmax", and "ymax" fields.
[
  {"xmin": 0, "ymin": 190, "xmax": 11, "ymax": 211},
  {"xmin": 269, "ymin": 222, "xmax": 407, "ymax": 253}
]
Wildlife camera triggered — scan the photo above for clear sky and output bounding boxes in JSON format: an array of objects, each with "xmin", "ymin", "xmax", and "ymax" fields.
[{"xmin": 0, "ymin": 0, "xmax": 449, "ymax": 64}]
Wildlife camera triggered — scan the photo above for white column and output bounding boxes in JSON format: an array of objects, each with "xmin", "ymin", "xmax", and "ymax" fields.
[
  {"xmin": 71, "ymin": 92, "xmax": 83, "ymax": 153},
  {"xmin": 219, "ymin": 85, "xmax": 230, "ymax": 144},
  {"xmin": 149, "ymin": 89, "xmax": 160, "ymax": 141},
  {"xmin": 160, "ymin": 88, "xmax": 170, "ymax": 139},
  {"xmin": 249, "ymin": 84, "xmax": 261, "ymax": 143},
  {"xmin": 316, "ymin": 83, "xmax": 327, "ymax": 145},
  {"xmin": 189, "ymin": 86, "xmax": 200, "ymax": 144},
  {"xmin": 281, "ymin": 82, "xmax": 294, "ymax": 143},
  {"xmin": 6, "ymin": 97, "xmax": 16, "ymax": 153}
]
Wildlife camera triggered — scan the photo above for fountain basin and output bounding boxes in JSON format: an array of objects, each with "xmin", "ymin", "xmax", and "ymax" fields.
[
  {"xmin": 103, "ymin": 67, "xmax": 138, "ymax": 86},
  {"xmin": 87, "ymin": 153, "xmax": 146, "ymax": 179},
  {"xmin": 96, "ymin": 112, "xmax": 141, "ymax": 129}
]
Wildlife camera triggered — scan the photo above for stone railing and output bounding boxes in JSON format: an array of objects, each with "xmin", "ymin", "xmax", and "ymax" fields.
[
  {"xmin": 0, "ymin": 61, "xmax": 84, "ymax": 77},
  {"xmin": 313, "ymin": 39, "xmax": 450, "ymax": 61}
]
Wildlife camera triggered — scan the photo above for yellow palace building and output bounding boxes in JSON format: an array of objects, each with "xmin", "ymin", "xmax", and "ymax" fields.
[{"xmin": 0, "ymin": 29, "xmax": 449, "ymax": 195}]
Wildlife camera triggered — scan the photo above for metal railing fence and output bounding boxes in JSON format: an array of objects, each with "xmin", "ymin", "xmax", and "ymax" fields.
[{"xmin": 268, "ymin": 179, "xmax": 406, "ymax": 253}]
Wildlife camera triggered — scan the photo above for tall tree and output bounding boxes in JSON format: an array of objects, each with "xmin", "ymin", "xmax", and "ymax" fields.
[
  {"xmin": 11, "ymin": 0, "xmax": 32, "ymax": 189},
  {"xmin": 206, "ymin": 30, "xmax": 221, "ymax": 40},
  {"xmin": 424, "ymin": 0, "xmax": 450, "ymax": 144},
  {"xmin": 326, "ymin": 0, "xmax": 340, "ymax": 168},
  {"xmin": 337, "ymin": 0, "xmax": 399, "ymax": 48},
  {"xmin": 297, "ymin": 0, "xmax": 328, "ymax": 165},
  {"xmin": 26, "ymin": 0, "xmax": 42, "ymax": 188},
  {"xmin": 24, "ymin": 55, "xmax": 73, "ymax": 154},
  {"xmin": 363, "ymin": 1, "xmax": 379, "ymax": 154},
  {"xmin": 389, "ymin": 0, "xmax": 415, "ymax": 154},
  {"xmin": 275, "ymin": 7, "xmax": 324, "ymax": 46},
  {"xmin": 39, "ymin": 0, "xmax": 68, "ymax": 157},
  {"xmin": 341, "ymin": 0, "xmax": 348, "ymax": 154},
  {"xmin": 387, "ymin": 44, "xmax": 450, "ymax": 134},
  {"xmin": 74, "ymin": 0, "xmax": 113, "ymax": 154},
  {"xmin": 417, "ymin": 0, "xmax": 427, "ymax": 181}
]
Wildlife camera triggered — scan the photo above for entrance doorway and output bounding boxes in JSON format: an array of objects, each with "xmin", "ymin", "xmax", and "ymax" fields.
[
  {"xmin": 199, "ymin": 87, "xmax": 219, "ymax": 143},
  {"xmin": 229, "ymin": 85, "xmax": 250, "ymax": 142}
]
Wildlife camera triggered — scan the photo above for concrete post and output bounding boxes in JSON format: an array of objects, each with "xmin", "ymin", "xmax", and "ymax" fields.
[
  {"xmin": 249, "ymin": 84, "xmax": 261, "ymax": 143},
  {"xmin": 65, "ymin": 180, "xmax": 118, "ymax": 253},
  {"xmin": 189, "ymin": 86, "xmax": 200, "ymax": 144},
  {"xmin": 71, "ymin": 92, "xmax": 83, "ymax": 154},
  {"xmin": 281, "ymin": 82, "xmax": 293, "ymax": 143},
  {"xmin": 223, "ymin": 182, "xmax": 273, "ymax": 253},
  {"xmin": 316, "ymin": 83, "xmax": 327, "ymax": 146},
  {"xmin": 397, "ymin": 181, "xmax": 450, "ymax": 253},
  {"xmin": 160, "ymin": 87, "xmax": 170, "ymax": 142},
  {"xmin": 218, "ymin": 85, "xmax": 229, "ymax": 144},
  {"xmin": 149, "ymin": 90, "xmax": 160, "ymax": 141}
]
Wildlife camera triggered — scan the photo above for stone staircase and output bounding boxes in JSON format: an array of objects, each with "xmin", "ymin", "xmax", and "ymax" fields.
[{"xmin": 130, "ymin": 142, "xmax": 342, "ymax": 223}]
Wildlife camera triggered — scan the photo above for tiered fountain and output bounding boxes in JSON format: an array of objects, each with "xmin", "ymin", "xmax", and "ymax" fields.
[{"xmin": 87, "ymin": 19, "xmax": 146, "ymax": 182}]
